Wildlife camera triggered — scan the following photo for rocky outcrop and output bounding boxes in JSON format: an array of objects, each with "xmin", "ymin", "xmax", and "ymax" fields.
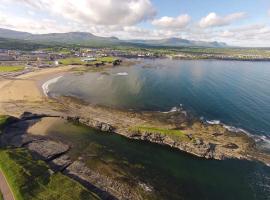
[
  {"xmin": 19, "ymin": 111, "xmax": 56, "ymax": 120},
  {"xmin": 127, "ymin": 130, "xmax": 220, "ymax": 159},
  {"xmin": 65, "ymin": 160, "xmax": 144, "ymax": 200},
  {"xmin": 27, "ymin": 140, "xmax": 70, "ymax": 161},
  {"xmin": 49, "ymin": 154, "xmax": 73, "ymax": 172},
  {"xmin": 66, "ymin": 116, "xmax": 115, "ymax": 132}
]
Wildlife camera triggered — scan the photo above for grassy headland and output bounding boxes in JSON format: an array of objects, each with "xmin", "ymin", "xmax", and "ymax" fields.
[
  {"xmin": 0, "ymin": 148, "xmax": 100, "ymax": 200},
  {"xmin": 131, "ymin": 126, "xmax": 184, "ymax": 136}
]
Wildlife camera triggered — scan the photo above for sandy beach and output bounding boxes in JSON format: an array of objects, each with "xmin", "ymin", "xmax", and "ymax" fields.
[{"xmin": 0, "ymin": 66, "xmax": 73, "ymax": 116}]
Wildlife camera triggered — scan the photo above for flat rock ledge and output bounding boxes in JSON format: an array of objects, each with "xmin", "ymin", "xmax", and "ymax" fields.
[
  {"xmin": 65, "ymin": 116, "xmax": 115, "ymax": 132},
  {"xmin": 27, "ymin": 140, "xmax": 70, "ymax": 161},
  {"xmin": 64, "ymin": 115, "xmax": 247, "ymax": 161}
]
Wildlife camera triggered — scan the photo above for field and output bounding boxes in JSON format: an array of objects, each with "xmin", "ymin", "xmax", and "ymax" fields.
[
  {"xmin": 59, "ymin": 56, "xmax": 118, "ymax": 66},
  {"xmin": 0, "ymin": 148, "xmax": 100, "ymax": 200},
  {"xmin": 0, "ymin": 66, "xmax": 25, "ymax": 72},
  {"xmin": 58, "ymin": 57, "xmax": 84, "ymax": 65},
  {"xmin": 131, "ymin": 126, "xmax": 184, "ymax": 136}
]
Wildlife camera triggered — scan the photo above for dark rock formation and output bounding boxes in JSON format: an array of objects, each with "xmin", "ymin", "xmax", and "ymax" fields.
[
  {"xmin": 128, "ymin": 130, "xmax": 219, "ymax": 159},
  {"xmin": 27, "ymin": 140, "xmax": 70, "ymax": 161},
  {"xmin": 66, "ymin": 116, "xmax": 115, "ymax": 132},
  {"xmin": 65, "ymin": 160, "xmax": 142, "ymax": 200},
  {"xmin": 49, "ymin": 154, "xmax": 73, "ymax": 172}
]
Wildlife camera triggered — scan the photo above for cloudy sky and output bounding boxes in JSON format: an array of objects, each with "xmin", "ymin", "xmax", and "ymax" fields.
[{"xmin": 1, "ymin": 0, "xmax": 270, "ymax": 47}]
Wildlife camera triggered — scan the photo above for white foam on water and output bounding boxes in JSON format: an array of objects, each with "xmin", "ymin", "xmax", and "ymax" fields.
[
  {"xmin": 42, "ymin": 76, "xmax": 63, "ymax": 97},
  {"xmin": 116, "ymin": 72, "xmax": 128, "ymax": 76},
  {"xmin": 206, "ymin": 120, "xmax": 221, "ymax": 125},
  {"xmin": 205, "ymin": 118, "xmax": 270, "ymax": 150}
]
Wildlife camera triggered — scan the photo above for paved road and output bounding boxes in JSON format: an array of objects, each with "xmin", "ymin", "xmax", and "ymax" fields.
[{"xmin": 0, "ymin": 171, "xmax": 15, "ymax": 200}]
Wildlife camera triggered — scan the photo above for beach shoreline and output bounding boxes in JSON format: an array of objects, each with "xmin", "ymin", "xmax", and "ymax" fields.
[{"xmin": 0, "ymin": 65, "xmax": 270, "ymax": 166}]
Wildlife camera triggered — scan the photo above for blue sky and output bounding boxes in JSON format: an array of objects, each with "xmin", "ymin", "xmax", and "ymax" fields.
[{"xmin": 1, "ymin": 0, "xmax": 270, "ymax": 46}]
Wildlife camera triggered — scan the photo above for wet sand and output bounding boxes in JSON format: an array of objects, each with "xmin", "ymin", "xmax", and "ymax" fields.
[{"xmin": 0, "ymin": 66, "xmax": 73, "ymax": 116}]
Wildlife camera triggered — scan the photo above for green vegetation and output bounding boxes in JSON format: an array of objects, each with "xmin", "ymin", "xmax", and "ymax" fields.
[
  {"xmin": 0, "ymin": 192, "xmax": 3, "ymax": 200},
  {"xmin": 0, "ymin": 66, "xmax": 25, "ymax": 72},
  {"xmin": 59, "ymin": 56, "xmax": 118, "ymax": 66},
  {"xmin": 0, "ymin": 148, "xmax": 100, "ymax": 200},
  {"xmin": 131, "ymin": 126, "xmax": 184, "ymax": 136},
  {"xmin": 0, "ymin": 115, "xmax": 9, "ymax": 134},
  {"xmin": 59, "ymin": 57, "xmax": 84, "ymax": 65},
  {"xmin": 97, "ymin": 56, "xmax": 117, "ymax": 63}
]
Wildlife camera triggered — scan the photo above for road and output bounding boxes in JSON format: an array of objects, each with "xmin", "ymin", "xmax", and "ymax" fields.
[{"xmin": 0, "ymin": 171, "xmax": 15, "ymax": 200}]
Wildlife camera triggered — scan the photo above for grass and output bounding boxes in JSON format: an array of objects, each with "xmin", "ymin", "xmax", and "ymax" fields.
[
  {"xmin": 0, "ymin": 115, "xmax": 9, "ymax": 134},
  {"xmin": 0, "ymin": 66, "xmax": 25, "ymax": 72},
  {"xmin": 131, "ymin": 126, "xmax": 184, "ymax": 136},
  {"xmin": 58, "ymin": 57, "xmax": 84, "ymax": 65},
  {"xmin": 59, "ymin": 56, "xmax": 118, "ymax": 66},
  {"xmin": 0, "ymin": 148, "xmax": 100, "ymax": 200},
  {"xmin": 0, "ymin": 192, "xmax": 3, "ymax": 200},
  {"xmin": 97, "ymin": 56, "xmax": 117, "ymax": 63}
]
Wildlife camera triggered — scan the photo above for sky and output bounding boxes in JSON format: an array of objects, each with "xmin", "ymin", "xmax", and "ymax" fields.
[{"xmin": 1, "ymin": 0, "xmax": 270, "ymax": 47}]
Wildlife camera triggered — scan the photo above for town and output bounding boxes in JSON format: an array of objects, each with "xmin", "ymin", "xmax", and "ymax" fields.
[{"xmin": 2, "ymin": 47, "xmax": 270, "ymax": 76}]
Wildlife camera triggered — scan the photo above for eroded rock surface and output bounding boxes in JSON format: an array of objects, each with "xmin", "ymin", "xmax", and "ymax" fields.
[{"xmin": 27, "ymin": 140, "xmax": 70, "ymax": 161}]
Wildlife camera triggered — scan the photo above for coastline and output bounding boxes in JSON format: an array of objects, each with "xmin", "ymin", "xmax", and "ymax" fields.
[{"xmin": 0, "ymin": 65, "xmax": 270, "ymax": 166}]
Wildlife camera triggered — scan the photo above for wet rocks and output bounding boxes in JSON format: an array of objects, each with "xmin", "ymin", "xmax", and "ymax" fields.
[
  {"xmin": 65, "ymin": 160, "xmax": 136, "ymax": 200},
  {"xmin": 128, "ymin": 130, "xmax": 220, "ymax": 159},
  {"xmin": 19, "ymin": 112, "xmax": 53, "ymax": 120},
  {"xmin": 49, "ymin": 154, "xmax": 73, "ymax": 172},
  {"xmin": 27, "ymin": 140, "xmax": 70, "ymax": 161},
  {"xmin": 223, "ymin": 143, "xmax": 239, "ymax": 149}
]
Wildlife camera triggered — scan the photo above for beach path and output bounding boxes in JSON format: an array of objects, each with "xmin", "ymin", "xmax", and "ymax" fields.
[{"xmin": 0, "ymin": 171, "xmax": 15, "ymax": 200}]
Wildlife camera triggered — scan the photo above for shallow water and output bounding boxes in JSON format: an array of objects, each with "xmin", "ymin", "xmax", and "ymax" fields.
[
  {"xmin": 45, "ymin": 59, "xmax": 270, "ymax": 198},
  {"xmin": 48, "ymin": 59, "xmax": 270, "ymax": 139},
  {"xmin": 30, "ymin": 119, "xmax": 270, "ymax": 200}
]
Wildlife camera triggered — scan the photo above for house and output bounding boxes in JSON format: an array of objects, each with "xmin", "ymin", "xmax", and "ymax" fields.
[
  {"xmin": 81, "ymin": 58, "xmax": 97, "ymax": 63},
  {"xmin": 0, "ymin": 53, "xmax": 15, "ymax": 61}
]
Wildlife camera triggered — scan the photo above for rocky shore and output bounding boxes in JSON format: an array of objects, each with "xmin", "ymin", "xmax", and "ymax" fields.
[
  {"xmin": 0, "ymin": 65, "xmax": 270, "ymax": 199},
  {"xmin": 0, "ymin": 112, "xmax": 155, "ymax": 200},
  {"xmin": 1, "ymin": 110, "xmax": 270, "ymax": 199}
]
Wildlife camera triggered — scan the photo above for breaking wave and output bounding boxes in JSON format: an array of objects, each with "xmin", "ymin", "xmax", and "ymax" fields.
[
  {"xmin": 116, "ymin": 72, "xmax": 128, "ymax": 76},
  {"xmin": 42, "ymin": 76, "xmax": 63, "ymax": 97}
]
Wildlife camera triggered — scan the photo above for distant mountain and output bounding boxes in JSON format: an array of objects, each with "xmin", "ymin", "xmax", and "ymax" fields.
[
  {"xmin": 0, "ymin": 28, "xmax": 120, "ymax": 46},
  {"xmin": 0, "ymin": 28, "xmax": 32, "ymax": 40},
  {"xmin": 0, "ymin": 28, "xmax": 227, "ymax": 48},
  {"xmin": 128, "ymin": 37, "xmax": 227, "ymax": 48}
]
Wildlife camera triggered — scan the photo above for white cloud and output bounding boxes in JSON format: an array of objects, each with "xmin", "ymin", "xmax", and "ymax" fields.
[
  {"xmin": 11, "ymin": 0, "xmax": 156, "ymax": 26},
  {"xmin": 199, "ymin": 12, "xmax": 247, "ymax": 28},
  {"xmin": 152, "ymin": 14, "xmax": 191, "ymax": 29},
  {"xmin": 219, "ymin": 30, "xmax": 235, "ymax": 38},
  {"xmin": 0, "ymin": 12, "xmax": 71, "ymax": 34}
]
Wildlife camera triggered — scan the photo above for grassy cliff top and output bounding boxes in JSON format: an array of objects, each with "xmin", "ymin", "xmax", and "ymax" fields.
[{"xmin": 0, "ymin": 148, "xmax": 100, "ymax": 200}]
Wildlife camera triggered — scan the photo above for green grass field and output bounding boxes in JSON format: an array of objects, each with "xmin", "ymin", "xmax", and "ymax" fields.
[
  {"xmin": 59, "ymin": 56, "xmax": 118, "ymax": 66},
  {"xmin": 97, "ymin": 56, "xmax": 117, "ymax": 63},
  {"xmin": 0, "ymin": 148, "xmax": 100, "ymax": 200},
  {"xmin": 58, "ymin": 57, "xmax": 85, "ymax": 65},
  {"xmin": 0, "ymin": 66, "xmax": 25, "ymax": 72},
  {"xmin": 130, "ymin": 126, "xmax": 190, "ymax": 142},
  {"xmin": 131, "ymin": 126, "xmax": 184, "ymax": 136}
]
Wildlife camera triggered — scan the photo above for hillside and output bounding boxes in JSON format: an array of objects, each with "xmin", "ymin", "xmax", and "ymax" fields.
[{"xmin": 0, "ymin": 28, "xmax": 227, "ymax": 48}]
